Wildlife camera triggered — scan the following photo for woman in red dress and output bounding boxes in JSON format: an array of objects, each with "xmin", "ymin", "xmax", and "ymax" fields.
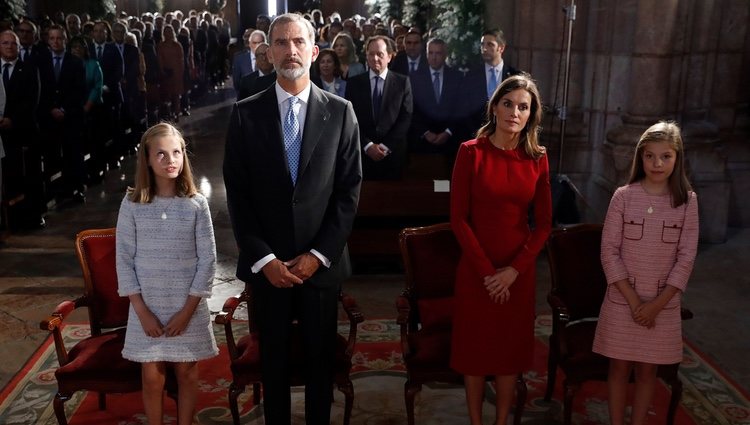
[{"xmin": 450, "ymin": 74, "xmax": 552, "ymax": 424}]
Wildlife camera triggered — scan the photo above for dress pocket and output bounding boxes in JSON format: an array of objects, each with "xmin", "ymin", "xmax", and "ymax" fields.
[
  {"xmin": 657, "ymin": 279, "xmax": 680, "ymax": 310},
  {"xmin": 661, "ymin": 220, "xmax": 682, "ymax": 244},
  {"xmin": 607, "ymin": 277, "xmax": 635, "ymax": 306},
  {"xmin": 622, "ymin": 217, "xmax": 644, "ymax": 240}
]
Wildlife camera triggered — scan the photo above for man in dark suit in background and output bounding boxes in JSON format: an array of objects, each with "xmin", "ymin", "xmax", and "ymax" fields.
[
  {"xmin": 223, "ymin": 13, "xmax": 361, "ymax": 425},
  {"xmin": 15, "ymin": 20, "xmax": 44, "ymax": 66},
  {"xmin": 463, "ymin": 29, "xmax": 519, "ymax": 139},
  {"xmin": 408, "ymin": 37, "xmax": 464, "ymax": 155},
  {"xmin": 112, "ymin": 22, "xmax": 141, "ymax": 151},
  {"xmin": 0, "ymin": 30, "xmax": 44, "ymax": 228},
  {"xmin": 346, "ymin": 35, "xmax": 412, "ymax": 180},
  {"xmin": 38, "ymin": 25, "xmax": 86, "ymax": 202},
  {"xmin": 89, "ymin": 21, "xmax": 123, "ymax": 168},
  {"xmin": 237, "ymin": 42, "xmax": 275, "ymax": 100},
  {"xmin": 389, "ymin": 29, "xmax": 428, "ymax": 77}
]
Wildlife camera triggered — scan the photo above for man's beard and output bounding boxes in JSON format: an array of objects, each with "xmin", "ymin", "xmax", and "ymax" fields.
[{"xmin": 275, "ymin": 57, "xmax": 309, "ymax": 81}]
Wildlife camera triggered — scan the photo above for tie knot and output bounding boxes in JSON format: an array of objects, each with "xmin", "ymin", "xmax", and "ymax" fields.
[
  {"xmin": 288, "ymin": 96, "xmax": 298, "ymax": 108},
  {"xmin": 55, "ymin": 56, "xmax": 61, "ymax": 61},
  {"xmin": 433, "ymin": 71, "xmax": 439, "ymax": 77}
]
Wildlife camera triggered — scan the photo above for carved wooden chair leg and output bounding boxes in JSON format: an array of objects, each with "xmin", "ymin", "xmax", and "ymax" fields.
[
  {"xmin": 666, "ymin": 376, "xmax": 683, "ymax": 425},
  {"xmin": 252, "ymin": 382, "xmax": 261, "ymax": 404},
  {"xmin": 513, "ymin": 374, "xmax": 527, "ymax": 425},
  {"xmin": 339, "ymin": 379, "xmax": 354, "ymax": 425},
  {"xmin": 53, "ymin": 393, "xmax": 70, "ymax": 425},
  {"xmin": 545, "ymin": 341, "xmax": 558, "ymax": 401},
  {"xmin": 228, "ymin": 382, "xmax": 244, "ymax": 425},
  {"xmin": 98, "ymin": 392, "xmax": 106, "ymax": 410},
  {"xmin": 563, "ymin": 381, "xmax": 579, "ymax": 425},
  {"xmin": 404, "ymin": 380, "xmax": 421, "ymax": 425}
]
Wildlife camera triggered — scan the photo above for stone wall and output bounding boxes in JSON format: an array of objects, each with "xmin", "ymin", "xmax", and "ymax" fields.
[{"xmin": 487, "ymin": 0, "xmax": 750, "ymax": 240}]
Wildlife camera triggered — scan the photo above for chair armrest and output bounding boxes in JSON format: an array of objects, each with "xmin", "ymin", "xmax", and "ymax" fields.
[
  {"xmin": 547, "ymin": 293, "xmax": 572, "ymax": 358},
  {"xmin": 340, "ymin": 292, "xmax": 364, "ymax": 357},
  {"xmin": 214, "ymin": 292, "xmax": 246, "ymax": 360},
  {"xmin": 395, "ymin": 294, "xmax": 412, "ymax": 358},
  {"xmin": 38, "ymin": 297, "xmax": 86, "ymax": 367},
  {"xmin": 680, "ymin": 307, "xmax": 693, "ymax": 321},
  {"xmin": 548, "ymin": 294, "xmax": 571, "ymax": 323}
]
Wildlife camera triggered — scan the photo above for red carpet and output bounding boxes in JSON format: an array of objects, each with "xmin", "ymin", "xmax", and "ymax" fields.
[{"xmin": 1, "ymin": 317, "xmax": 749, "ymax": 424}]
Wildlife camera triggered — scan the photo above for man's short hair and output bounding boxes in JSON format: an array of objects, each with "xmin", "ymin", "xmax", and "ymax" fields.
[
  {"xmin": 268, "ymin": 13, "xmax": 315, "ymax": 44},
  {"xmin": 48, "ymin": 24, "xmax": 67, "ymax": 39},
  {"xmin": 426, "ymin": 37, "xmax": 446, "ymax": 48},
  {"xmin": 249, "ymin": 29, "xmax": 267, "ymax": 42},
  {"xmin": 365, "ymin": 35, "xmax": 394, "ymax": 54},
  {"xmin": 482, "ymin": 29, "xmax": 506, "ymax": 46}
]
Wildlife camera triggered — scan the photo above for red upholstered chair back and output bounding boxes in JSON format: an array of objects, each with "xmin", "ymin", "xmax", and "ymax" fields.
[
  {"xmin": 75, "ymin": 228, "xmax": 130, "ymax": 334},
  {"xmin": 546, "ymin": 224, "xmax": 608, "ymax": 321},
  {"xmin": 399, "ymin": 223, "xmax": 460, "ymax": 329}
]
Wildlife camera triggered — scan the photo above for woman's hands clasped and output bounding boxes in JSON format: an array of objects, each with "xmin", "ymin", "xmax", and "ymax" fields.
[{"xmin": 484, "ymin": 266, "xmax": 519, "ymax": 304}]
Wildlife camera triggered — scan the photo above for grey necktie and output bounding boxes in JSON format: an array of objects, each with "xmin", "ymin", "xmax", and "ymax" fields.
[
  {"xmin": 433, "ymin": 71, "xmax": 441, "ymax": 103},
  {"xmin": 283, "ymin": 97, "xmax": 302, "ymax": 184},
  {"xmin": 54, "ymin": 56, "xmax": 62, "ymax": 81}
]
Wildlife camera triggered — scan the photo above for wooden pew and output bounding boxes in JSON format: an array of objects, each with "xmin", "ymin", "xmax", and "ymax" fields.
[{"xmin": 350, "ymin": 180, "xmax": 450, "ymax": 266}]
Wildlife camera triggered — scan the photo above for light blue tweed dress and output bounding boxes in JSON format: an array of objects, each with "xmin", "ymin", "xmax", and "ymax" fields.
[{"xmin": 116, "ymin": 193, "xmax": 219, "ymax": 362}]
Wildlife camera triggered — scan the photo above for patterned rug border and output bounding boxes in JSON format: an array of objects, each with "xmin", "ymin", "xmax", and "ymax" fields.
[{"xmin": 1, "ymin": 317, "xmax": 749, "ymax": 425}]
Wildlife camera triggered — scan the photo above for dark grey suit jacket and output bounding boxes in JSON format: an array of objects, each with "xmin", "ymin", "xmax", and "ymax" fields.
[
  {"xmin": 345, "ymin": 70, "xmax": 413, "ymax": 180},
  {"xmin": 223, "ymin": 82, "xmax": 362, "ymax": 288}
]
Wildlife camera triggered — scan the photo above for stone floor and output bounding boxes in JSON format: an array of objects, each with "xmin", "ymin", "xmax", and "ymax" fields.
[{"xmin": 1, "ymin": 85, "xmax": 748, "ymax": 400}]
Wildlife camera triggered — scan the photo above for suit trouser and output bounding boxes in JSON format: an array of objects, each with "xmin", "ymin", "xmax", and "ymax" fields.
[{"xmin": 252, "ymin": 279, "xmax": 339, "ymax": 425}]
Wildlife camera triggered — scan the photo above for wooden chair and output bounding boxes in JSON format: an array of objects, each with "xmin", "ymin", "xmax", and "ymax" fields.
[
  {"xmin": 39, "ymin": 228, "xmax": 139, "ymax": 425},
  {"xmin": 215, "ymin": 288, "xmax": 364, "ymax": 425},
  {"xmin": 396, "ymin": 223, "xmax": 527, "ymax": 425},
  {"xmin": 544, "ymin": 223, "xmax": 691, "ymax": 425}
]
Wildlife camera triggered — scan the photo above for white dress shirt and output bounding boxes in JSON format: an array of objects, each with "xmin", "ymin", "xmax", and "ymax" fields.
[{"xmin": 250, "ymin": 82, "xmax": 331, "ymax": 273}]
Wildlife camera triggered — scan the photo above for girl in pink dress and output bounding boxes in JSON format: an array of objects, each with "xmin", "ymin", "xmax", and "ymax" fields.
[{"xmin": 593, "ymin": 121, "xmax": 699, "ymax": 425}]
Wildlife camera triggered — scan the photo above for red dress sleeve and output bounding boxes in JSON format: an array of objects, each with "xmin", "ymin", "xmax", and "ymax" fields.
[
  {"xmin": 450, "ymin": 142, "xmax": 497, "ymax": 279},
  {"xmin": 509, "ymin": 153, "xmax": 553, "ymax": 274}
]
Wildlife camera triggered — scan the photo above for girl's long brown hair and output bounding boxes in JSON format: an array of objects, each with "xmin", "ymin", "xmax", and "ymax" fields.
[
  {"xmin": 628, "ymin": 121, "xmax": 692, "ymax": 208},
  {"xmin": 127, "ymin": 122, "xmax": 198, "ymax": 203}
]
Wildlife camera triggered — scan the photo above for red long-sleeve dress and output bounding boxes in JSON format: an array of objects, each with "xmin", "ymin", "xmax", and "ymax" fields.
[{"xmin": 449, "ymin": 137, "xmax": 552, "ymax": 375}]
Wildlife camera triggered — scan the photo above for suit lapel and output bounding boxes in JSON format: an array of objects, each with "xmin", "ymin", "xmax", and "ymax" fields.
[{"xmin": 297, "ymin": 85, "xmax": 330, "ymax": 183}]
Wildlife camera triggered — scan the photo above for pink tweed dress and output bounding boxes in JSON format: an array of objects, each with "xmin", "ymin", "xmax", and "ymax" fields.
[{"xmin": 592, "ymin": 183, "xmax": 699, "ymax": 364}]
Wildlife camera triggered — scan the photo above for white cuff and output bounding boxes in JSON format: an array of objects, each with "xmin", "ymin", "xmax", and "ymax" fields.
[
  {"xmin": 363, "ymin": 141, "xmax": 374, "ymax": 152},
  {"xmin": 251, "ymin": 253, "xmax": 276, "ymax": 273},
  {"xmin": 444, "ymin": 128, "xmax": 453, "ymax": 136},
  {"xmin": 310, "ymin": 249, "xmax": 331, "ymax": 268}
]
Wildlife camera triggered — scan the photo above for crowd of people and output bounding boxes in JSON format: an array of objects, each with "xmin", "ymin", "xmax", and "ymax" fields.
[
  {"xmin": 0, "ymin": 8, "xmax": 235, "ymax": 230},
  {"xmin": 233, "ymin": 11, "xmax": 520, "ymax": 181},
  {"xmin": 1, "ymin": 8, "xmax": 699, "ymax": 425}
]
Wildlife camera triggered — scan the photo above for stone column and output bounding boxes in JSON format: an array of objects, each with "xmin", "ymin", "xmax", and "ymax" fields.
[{"xmin": 605, "ymin": 0, "xmax": 730, "ymax": 242}]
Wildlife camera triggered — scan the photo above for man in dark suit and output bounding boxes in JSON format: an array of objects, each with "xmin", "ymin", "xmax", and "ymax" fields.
[
  {"xmin": 237, "ymin": 42, "xmax": 275, "ymax": 100},
  {"xmin": 223, "ymin": 13, "xmax": 361, "ymax": 425},
  {"xmin": 345, "ymin": 35, "xmax": 412, "ymax": 180},
  {"xmin": 89, "ymin": 21, "xmax": 123, "ymax": 168},
  {"xmin": 389, "ymin": 29, "xmax": 428, "ymax": 77},
  {"xmin": 232, "ymin": 29, "xmax": 266, "ymax": 96},
  {"xmin": 15, "ymin": 20, "xmax": 44, "ymax": 66},
  {"xmin": 112, "ymin": 22, "xmax": 140, "ymax": 118},
  {"xmin": 408, "ymin": 37, "xmax": 464, "ymax": 155},
  {"xmin": 463, "ymin": 29, "xmax": 520, "ymax": 139},
  {"xmin": 38, "ymin": 25, "xmax": 86, "ymax": 201},
  {"xmin": 0, "ymin": 30, "xmax": 44, "ymax": 228}
]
